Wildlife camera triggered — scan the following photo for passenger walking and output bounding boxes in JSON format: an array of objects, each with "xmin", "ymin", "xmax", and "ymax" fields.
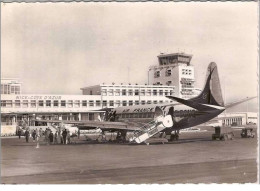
[
  {"xmin": 54, "ymin": 131, "xmax": 58, "ymax": 144},
  {"xmin": 39, "ymin": 128, "xmax": 43, "ymax": 137},
  {"xmin": 46, "ymin": 127, "xmax": 51, "ymax": 145},
  {"xmin": 18, "ymin": 128, "xmax": 22, "ymax": 139},
  {"xmin": 62, "ymin": 129, "xmax": 67, "ymax": 144},
  {"xmin": 44, "ymin": 129, "xmax": 48, "ymax": 142},
  {"xmin": 25, "ymin": 129, "xmax": 29, "ymax": 143},
  {"xmin": 67, "ymin": 130, "xmax": 71, "ymax": 144},
  {"xmin": 32, "ymin": 129, "xmax": 36, "ymax": 142},
  {"xmin": 49, "ymin": 131, "xmax": 54, "ymax": 144}
]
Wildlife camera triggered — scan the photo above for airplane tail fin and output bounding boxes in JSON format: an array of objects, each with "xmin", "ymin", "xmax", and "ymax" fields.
[{"xmin": 189, "ymin": 62, "xmax": 224, "ymax": 107}]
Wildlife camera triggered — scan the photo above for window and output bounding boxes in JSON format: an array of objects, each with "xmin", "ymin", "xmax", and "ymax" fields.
[
  {"xmin": 134, "ymin": 89, "xmax": 139, "ymax": 96},
  {"xmin": 82, "ymin": 100, "xmax": 87, "ymax": 107},
  {"xmin": 15, "ymin": 86, "xmax": 20, "ymax": 94},
  {"xmin": 53, "ymin": 100, "xmax": 58, "ymax": 107},
  {"xmin": 141, "ymin": 101, "xmax": 146, "ymax": 105},
  {"xmin": 122, "ymin": 101, "xmax": 127, "ymax": 106},
  {"xmin": 109, "ymin": 100, "xmax": 114, "ymax": 107},
  {"xmin": 153, "ymin": 100, "xmax": 158, "ymax": 104},
  {"xmin": 31, "ymin": 100, "xmax": 36, "ymax": 107},
  {"xmin": 122, "ymin": 89, "xmax": 126, "ymax": 96},
  {"xmin": 102, "ymin": 100, "xmax": 107, "ymax": 107},
  {"xmin": 129, "ymin": 101, "xmax": 133, "ymax": 106},
  {"xmin": 38, "ymin": 100, "xmax": 43, "ymax": 107},
  {"xmin": 128, "ymin": 89, "xmax": 133, "ymax": 96},
  {"xmin": 108, "ymin": 89, "xmax": 113, "ymax": 96},
  {"xmin": 170, "ymin": 90, "xmax": 174, "ymax": 95},
  {"xmin": 115, "ymin": 89, "xmax": 120, "ymax": 96},
  {"xmin": 165, "ymin": 90, "xmax": 168, "ymax": 96},
  {"xmin": 135, "ymin": 100, "xmax": 139, "ymax": 105},
  {"xmin": 89, "ymin": 100, "xmax": 94, "ymax": 107},
  {"xmin": 46, "ymin": 100, "xmax": 51, "ymax": 107},
  {"xmin": 22, "ymin": 100, "xmax": 29, "ymax": 108},
  {"xmin": 102, "ymin": 89, "xmax": 107, "ymax": 96},
  {"xmin": 1, "ymin": 100, "xmax": 6, "ymax": 107},
  {"xmin": 74, "ymin": 100, "xmax": 80, "ymax": 108},
  {"xmin": 115, "ymin": 100, "xmax": 120, "ymax": 107},
  {"xmin": 166, "ymin": 69, "xmax": 172, "ymax": 76},
  {"xmin": 166, "ymin": 81, "xmax": 172, "ymax": 86},
  {"xmin": 159, "ymin": 100, "xmax": 163, "ymax": 104},
  {"xmin": 154, "ymin": 71, "xmax": 160, "ymax": 78},
  {"xmin": 11, "ymin": 86, "xmax": 15, "ymax": 94},
  {"xmin": 147, "ymin": 100, "xmax": 152, "ymax": 104},
  {"xmin": 5, "ymin": 100, "xmax": 12, "ymax": 108},
  {"xmin": 159, "ymin": 90, "xmax": 163, "ymax": 96},
  {"xmin": 96, "ymin": 100, "xmax": 101, "ymax": 107},
  {"xmin": 68, "ymin": 100, "xmax": 73, "ymax": 108},
  {"xmin": 140, "ymin": 89, "xmax": 145, "ymax": 96},
  {"xmin": 147, "ymin": 90, "xmax": 151, "ymax": 96},
  {"xmin": 61, "ymin": 100, "xmax": 66, "ymax": 107},
  {"xmin": 153, "ymin": 90, "xmax": 157, "ymax": 96}
]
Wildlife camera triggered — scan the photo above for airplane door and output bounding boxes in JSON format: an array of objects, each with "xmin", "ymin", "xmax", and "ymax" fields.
[{"xmin": 167, "ymin": 106, "xmax": 174, "ymax": 117}]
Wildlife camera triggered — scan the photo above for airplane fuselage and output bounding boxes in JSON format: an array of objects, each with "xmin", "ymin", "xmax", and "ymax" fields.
[{"xmin": 109, "ymin": 102, "xmax": 224, "ymax": 134}]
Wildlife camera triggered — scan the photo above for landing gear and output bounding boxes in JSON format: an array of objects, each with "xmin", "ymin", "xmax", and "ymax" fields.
[
  {"xmin": 167, "ymin": 130, "xmax": 180, "ymax": 142},
  {"xmin": 170, "ymin": 134, "xmax": 179, "ymax": 141}
]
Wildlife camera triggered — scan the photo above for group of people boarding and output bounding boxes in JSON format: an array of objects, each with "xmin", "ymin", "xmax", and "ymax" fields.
[{"xmin": 18, "ymin": 126, "xmax": 78, "ymax": 145}]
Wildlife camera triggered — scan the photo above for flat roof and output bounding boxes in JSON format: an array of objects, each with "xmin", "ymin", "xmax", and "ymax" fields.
[{"xmin": 157, "ymin": 53, "xmax": 193, "ymax": 58}]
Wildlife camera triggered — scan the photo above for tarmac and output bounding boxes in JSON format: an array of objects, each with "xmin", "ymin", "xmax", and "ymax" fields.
[{"xmin": 1, "ymin": 128, "xmax": 258, "ymax": 184}]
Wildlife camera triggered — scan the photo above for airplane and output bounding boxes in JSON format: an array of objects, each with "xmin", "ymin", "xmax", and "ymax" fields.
[{"xmin": 33, "ymin": 62, "xmax": 256, "ymax": 144}]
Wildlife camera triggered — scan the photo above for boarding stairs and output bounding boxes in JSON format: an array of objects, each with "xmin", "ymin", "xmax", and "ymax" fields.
[{"xmin": 129, "ymin": 115, "xmax": 173, "ymax": 144}]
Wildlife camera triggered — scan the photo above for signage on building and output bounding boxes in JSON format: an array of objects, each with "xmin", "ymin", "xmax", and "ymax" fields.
[{"xmin": 15, "ymin": 95, "xmax": 62, "ymax": 100}]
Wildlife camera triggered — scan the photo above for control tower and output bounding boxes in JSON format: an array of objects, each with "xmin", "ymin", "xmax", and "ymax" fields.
[{"xmin": 148, "ymin": 52, "xmax": 196, "ymax": 99}]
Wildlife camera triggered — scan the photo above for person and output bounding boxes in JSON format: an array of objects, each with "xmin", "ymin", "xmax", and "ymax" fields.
[
  {"xmin": 18, "ymin": 127, "xmax": 22, "ymax": 139},
  {"xmin": 39, "ymin": 128, "xmax": 43, "ymax": 137},
  {"xmin": 54, "ymin": 131, "xmax": 58, "ymax": 144},
  {"xmin": 25, "ymin": 129, "xmax": 29, "ymax": 143},
  {"xmin": 46, "ymin": 127, "xmax": 51, "ymax": 145},
  {"xmin": 66, "ymin": 130, "xmax": 71, "ymax": 144},
  {"xmin": 32, "ymin": 129, "xmax": 36, "ymax": 142},
  {"xmin": 57, "ymin": 128, "xmax": 62, "ymax": 144},
  {"xmin": 62, "ymin": 129, "xmax": 67, "ymax": 144},
  {"xmin": 49, "ymin": 131, "xmax": 54, "ymax": 144},
  {"xmin": 44, "ymin": 129, "xmax": 48, "ymax": 142}
]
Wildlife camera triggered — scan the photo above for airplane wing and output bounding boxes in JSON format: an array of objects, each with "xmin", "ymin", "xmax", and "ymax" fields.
[{"xmin": 33, "ymin": 119, "xmax": 139, "ymax": 131}]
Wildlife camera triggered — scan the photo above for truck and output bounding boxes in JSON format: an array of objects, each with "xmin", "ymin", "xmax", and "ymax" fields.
[
  {"xmin": 241, "ymin": 128, "xmax": 255, "ymax": 138},
  {"xmin": 212, "ymin": 126, "xmax": 234, "ymax": 141}
]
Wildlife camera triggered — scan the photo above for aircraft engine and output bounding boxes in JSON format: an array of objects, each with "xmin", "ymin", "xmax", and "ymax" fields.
[{"xmin": 162, "ymin": 115, "xmax": 174, "ymax": 128}]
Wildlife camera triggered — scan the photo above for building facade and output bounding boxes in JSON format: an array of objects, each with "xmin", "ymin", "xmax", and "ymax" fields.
[
  {"xmin": 1, "ymin": 84, "xmax": 175, "ymax": 127},
  {"xmin": 148, "ymin": 53, "xmax": 196, "ymax": 99},
  {"xmin": 1, "ymin": 78, "xmax": 22, "ymax": 95},
  {"xmin": 81, "ymin": 83, "xmax": 176, "ymax": 106}
]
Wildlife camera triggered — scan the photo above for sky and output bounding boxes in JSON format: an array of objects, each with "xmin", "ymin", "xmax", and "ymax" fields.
[{"xmin": 1, "ymin": 2, "xmax": 258, "ymax": 111}]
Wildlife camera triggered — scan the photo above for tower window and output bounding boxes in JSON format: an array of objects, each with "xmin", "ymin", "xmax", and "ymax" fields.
[
  {"xmin": 166, "ymin": 69, "xmax": 172, "ymax": 76},
  {"xmin": 154, "ymin": 71, "xmax": 161, "ymax": 78}
]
